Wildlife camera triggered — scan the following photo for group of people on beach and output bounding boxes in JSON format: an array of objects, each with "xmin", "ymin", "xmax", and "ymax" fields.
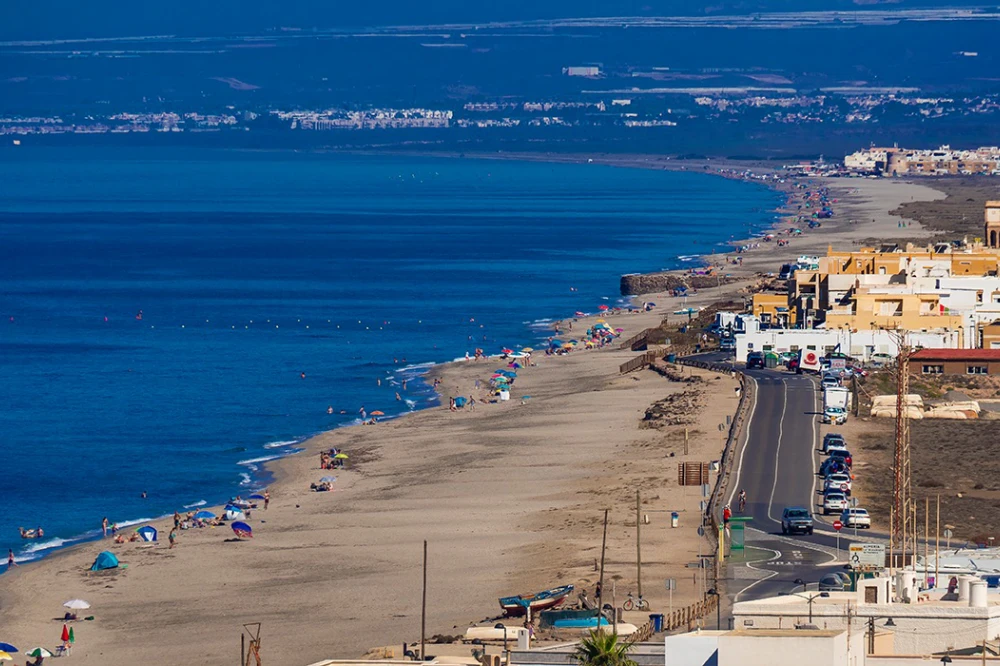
[{"xmin": 319, "ymin": 448, "xmax": 346, "ymax": 470}]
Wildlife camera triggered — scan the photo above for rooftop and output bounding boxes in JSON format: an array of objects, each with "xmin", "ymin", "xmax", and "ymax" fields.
[{"xmin": 911, "ymin": 348, "xmax": 1000, "ymax": 361}]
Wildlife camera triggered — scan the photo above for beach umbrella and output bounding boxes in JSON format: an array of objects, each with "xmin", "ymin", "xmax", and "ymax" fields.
[
  {"xmin": 574, "ymin": 311, "xmax": 586, "ymax": 317},
  {"xmin": 615, "ymin": 328, "xmax": 624, "ymax": 333},
  {"xmin": 231, "ymin": 521, "xmax": 253, "ymax": 539},
  {"xmin": 370, "ymin": 410, "xmax": 385, "ymax": 416},
  {"xmin": 319, "ymin": 476, "xmax": 337, "ymax": 483},
  {"xmin": 25, "ymin": 649, "xmax": 52, "ymax": 659},
  {"xmin": 0, "ymin": 651, "xmax": 12, "ymax": 661},
  {"xmin": 68, "ymin": 627, "xmax": 74, "ymax": 645},
  {"xmin": 509, "ymin": 362, "xmax": 521, "ymax": 369},
  {"xmin": 501, "ymin": 348, "xmax": 513, "ymax": 354},
  {"xmin": 61, "ymin": 625, "xmax": 69, "ymax": 643},
  {"xmin": 598, "ymin": 304, "xmax": 609, "ymax": 311},
  {"xmin": 247, "ymin": 494, "xmax": 266, "ymax": 500},
  {"xmin": 549, "ymin": 339, "xmax": 562, "ymax": 347},
  {"xmin": 0, "ymin": 644, "xmax": 17, "ymax": 654},
  {"xmin": 63, "ymin": 599, "xmax": 90, "ymax": 610},
  {"xmin": 521, "ymin": 347, "xmax": 534, "ymax": 353},
  {"xmin": 194, "ymin": 510, "xmax": 216, "ymax": 520},
  {"xmin": 334, "ymin": 453, "xmax": 349, "ymax": 459}
]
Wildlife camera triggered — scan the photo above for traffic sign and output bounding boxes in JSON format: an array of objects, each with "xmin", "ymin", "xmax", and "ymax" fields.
[
  {"xmin": 833, "ymin": 520, "xmax": 843, "ymax": 531},
  {"xmin": 665, "ymin": 578, "xmax": 676, "ymax": 591},
  {"xmin": 849, "ymin": 543, "xmax": 885, "ymax": 568}
]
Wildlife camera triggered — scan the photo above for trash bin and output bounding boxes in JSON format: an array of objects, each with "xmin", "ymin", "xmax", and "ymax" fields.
[
  {"xmin": 649, "ymin": 614, "xmax": 664, "ymax": 632},
  {"xmin": 666, "ymin": 354, "xmax": 677, "ymax": 363},
  {"xmin": 671, "ymin": 512, "xmax": 679, "ymax": 528}
]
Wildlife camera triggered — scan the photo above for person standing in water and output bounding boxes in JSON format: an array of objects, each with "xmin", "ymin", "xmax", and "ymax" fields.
[
  {"xmin": 7, "ymin": 549, "xmax": 16, "ymax": 570},
  {"xmin": 101, "ymin": 517, "xmax": 109, "ymax": 537}
]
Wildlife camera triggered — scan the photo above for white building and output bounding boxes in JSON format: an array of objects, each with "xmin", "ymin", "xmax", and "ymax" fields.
[
  {"xmin": 734, "ymin": 329, "xmax": 961, "ymax": 363},
  {"xmin": 733, "ymin": 575, "xmax": 1000, "ymax": 656}
]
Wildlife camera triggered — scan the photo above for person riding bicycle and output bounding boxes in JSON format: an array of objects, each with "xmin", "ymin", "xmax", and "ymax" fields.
[{"xmin": 738, "ymin": 489, "xmax": 747, "ymax": 512}]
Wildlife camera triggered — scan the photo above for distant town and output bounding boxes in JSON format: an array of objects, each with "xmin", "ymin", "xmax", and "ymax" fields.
[{"xmin": 3, "ymin": 89, "xmax": 1000, "ymax": 148}]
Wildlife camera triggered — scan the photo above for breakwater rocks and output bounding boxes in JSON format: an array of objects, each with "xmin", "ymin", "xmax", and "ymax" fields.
[{"xmin": 620, "ymin": 271, "xmax": 739, "ymax": 296}]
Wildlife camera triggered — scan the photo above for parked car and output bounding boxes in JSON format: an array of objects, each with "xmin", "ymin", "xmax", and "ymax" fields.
[
  {"xmin": 819, "ymin": 573, "xmax": 849, "ymax": 592},
  {"xmin": 822, "ymin": 433, "xmax": 847, "ymax": 453},
  {"xmin": 840, "ymin": 508, "xmax": 871, "ymax": 529},
  {"xmin": 746, "ymin": 351, "xmax": 765, "ymax": 369},
  {"xmin": 821, "ymin": 374, "xmax": 841, "ymax": 389},
  {"xmin": 720, "ymin": 336, "xmax": 736, "ymax": 352},
  {"xmin": 870, "ymin": 353, "xmax": 895, "ymax": 367},
  {"xmin": 823, "ymin": 492, "xmax": 849, "ymax": 515},
  {"xmin": 824, "ymin": 473, "xmax": 852, "ymax": 495},
  {"xmin": 781, "ymin": 507, "xmax": 814, "ymax": 535},
  {"xmin": 786, "ymin": 356, "xmax": 800, "ymax": 372},
  {"xmin": 820, "ymin": 457, "xmax": 850, "ymax": 477}
]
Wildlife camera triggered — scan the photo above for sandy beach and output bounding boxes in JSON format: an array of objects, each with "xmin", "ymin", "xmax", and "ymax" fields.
[{"xmin": 0, "ymin": 163, "xmax": 946, "ymax": 666}]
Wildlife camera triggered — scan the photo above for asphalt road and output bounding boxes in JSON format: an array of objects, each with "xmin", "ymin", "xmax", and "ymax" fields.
[{"xmin": 684, "ymin": 352, "xmax": 861, "ymax": 603}]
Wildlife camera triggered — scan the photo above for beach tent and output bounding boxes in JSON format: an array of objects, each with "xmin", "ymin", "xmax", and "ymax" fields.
[
  {"xmin": 454, "ymin": 396, "xmax": 467, "ymax": 408},
  {"xmin": 90, "ymin": 551, "xmax": 119, "ymax": 571},
  {"xmin": 225, "ymin": 507, "xmax": 246, "ymax": 521},
  {"xmin": 194, "ymin": 510, "xmax": 216, "ymax": 521},
  {"xmin": 136, "ymin": 526, "xmax": 157, "ymax": 542}
]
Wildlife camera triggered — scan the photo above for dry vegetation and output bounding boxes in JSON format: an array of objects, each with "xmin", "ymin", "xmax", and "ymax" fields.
[
  {"xmin": 892, "ymin": 178, "xmax": 1000, "ymax": 238},
  {"xmin": 853, "ymin": 369, "xmax": 1000, "ymax": 545}
]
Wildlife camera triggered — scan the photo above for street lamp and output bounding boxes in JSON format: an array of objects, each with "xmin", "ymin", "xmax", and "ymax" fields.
[
  {"xmin": 494, "ymin": 624, "xmax": 508, "ymax": 653},
  {"xmin": 779, "ymin": 586, "xmax": 830, "ymax": 624},
  {"xmin": 866, "ymin": 617, "xmax": 894, "ymax": 654},
  {"xmin": 940, "ymin": 656, "xmax": 953, "ymax": 664},
  {"xmin": 707, "ymin": 588, "xmax": 721, "ymax": 630}
]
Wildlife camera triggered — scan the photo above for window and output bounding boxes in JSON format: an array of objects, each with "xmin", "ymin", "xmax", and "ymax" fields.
[
  {"xmin": 922, "ymin": 364, "xmax": 944, "ymax": 374},
  {"xmin": 968, "ymin": 366, "xmax": 988, "ymax": 375},
  {"xmin": 760, "ymin": 313, "xmax": 772, "ymax": 324}
]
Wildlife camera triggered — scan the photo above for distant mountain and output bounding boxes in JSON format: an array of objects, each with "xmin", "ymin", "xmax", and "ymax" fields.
[{"xmin": 5, "ymin": 0, "xmax": 985, "ymax": 40}]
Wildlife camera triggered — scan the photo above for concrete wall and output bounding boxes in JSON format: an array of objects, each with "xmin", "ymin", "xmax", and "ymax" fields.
[
  {"xmin": 732, "ymin": 601, "xmax": 1000, "ymax": 655},
  {"xmin": 734, "ymin": 329, "xmax": 960, "ymax": 363}
]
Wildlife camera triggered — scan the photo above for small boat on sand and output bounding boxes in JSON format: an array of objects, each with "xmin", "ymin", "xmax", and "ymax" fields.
[{"xmin": 498, "ymin": 584, "xmax": 574, "ymax": 617}]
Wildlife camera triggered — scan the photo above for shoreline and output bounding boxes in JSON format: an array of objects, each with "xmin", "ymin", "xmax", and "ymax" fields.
[{"xmin": 0, "ymin": 155, "xmax": 946, "ymax": 665}]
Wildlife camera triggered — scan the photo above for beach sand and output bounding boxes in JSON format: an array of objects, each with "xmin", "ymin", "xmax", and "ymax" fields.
[{"xmin": 0, "ymin": 165, "xmax": 945, "ymax": 666}]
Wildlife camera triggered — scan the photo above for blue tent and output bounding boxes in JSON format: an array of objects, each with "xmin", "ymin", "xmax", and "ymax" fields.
[
  {"xmin": 136, "ymin": 526, "xmax": 157, "ymax": 542},
  {"xmin": 248, "ymin": 493, "xmax": 266, "ymax": 500},
  {"xmin": 90, "ymin": 551, "xmax": 119, "ymax": 571},
  {"xmin": 454, "ymin": 396, "xmax": 467, "ymax": 408},
  {"xmin": 194, "ymin": 510, "xmax": 216, "ymax": 520}
]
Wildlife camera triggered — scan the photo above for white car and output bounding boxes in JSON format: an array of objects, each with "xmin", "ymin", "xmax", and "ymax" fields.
[
  {"xmin": 823, "ymin": 492, "xmax": 849, "ymax": 515},
  {"xmin": 840, "ymin": 508, "xmax": 871, "ymax": 528},
  {"xmin": 825, "ymin": 473, "xmax": 852, "ymax": 495},
  {"xmin": 821, "ymin": 375, "xmax": 841, "ymax": 389},
  {"xmin": 826, "ymin": 443, "xmax": 848, "ymax": 455}
]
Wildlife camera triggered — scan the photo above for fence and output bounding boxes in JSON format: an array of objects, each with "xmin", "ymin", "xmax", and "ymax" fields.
[
  {"xmin": 618, "ymin": 348, "xmax": 670, "ymax": 374},
  {"xmin": 618, "ymin": 328, "xmax": 652, "ymax": 352},
  {"xmin": 663, "ymin": 592, "xmax": 720, "ymax": 633}
]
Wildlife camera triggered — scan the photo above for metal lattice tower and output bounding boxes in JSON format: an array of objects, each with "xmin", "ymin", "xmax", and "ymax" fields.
[{"xmin": 890, "ymin": 331, "xmax": 912, "ymax": 573}]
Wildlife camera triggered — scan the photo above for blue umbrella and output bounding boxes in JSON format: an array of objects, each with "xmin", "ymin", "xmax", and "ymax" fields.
[
  {"xmin": 247, "ymin": 493, "xmax": 266, "ymax": 500},
  {"xmin": 320, "ymin": 476, "xmax": 337, "ymax": 483},
  {"xmin": 549, "ymin": 339, "xmax": 563, "ymax": 347},
  {"xmin": 0, "ymin": 643, "xmax": 17, "ymax": 653},
  {"xmin": 224, "ymin": 504, "xmax": 243, "ymax": 513},
  {"xmin": 194, "ymin": 510, "xmax": 216, "ymax": 520}
]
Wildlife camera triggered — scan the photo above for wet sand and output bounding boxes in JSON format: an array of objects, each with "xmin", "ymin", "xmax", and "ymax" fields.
[{"xmin": 0, "ymin": 164, "xmax": 944, "ymax": 666}]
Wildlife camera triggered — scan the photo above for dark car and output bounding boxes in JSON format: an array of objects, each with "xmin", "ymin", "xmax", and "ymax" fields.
[
  {"xmin": 819, "ymin": 574, "xmax": 848, "ymax": 592},
  {"xmin": 746, "ymin": 351, "xmax": 765, "ymax": 369},
  {"xmin": 822, "ymin": 433, "xmax": 847, "ymax": 453},
  {"xmin": 781, "ymin": 507, "xmax": 814, "ymax": 535}
]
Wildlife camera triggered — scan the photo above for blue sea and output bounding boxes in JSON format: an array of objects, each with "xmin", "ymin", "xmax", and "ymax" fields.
[{"xmin": 0, "ymin": 148, "xmax": 781, "ymax": 563}]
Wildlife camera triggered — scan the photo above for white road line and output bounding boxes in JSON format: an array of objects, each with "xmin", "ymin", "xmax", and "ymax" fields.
[
  {"xmin": 734, "ymin": 545, "xmax": 782, "ymax": 603},
  {"xmin": 726, "ymin": 375, "xmax": 759, "ymax": 508},
  {"xmin": 766, "ymin": 379, "xmax": 790, "ymax": 524}
]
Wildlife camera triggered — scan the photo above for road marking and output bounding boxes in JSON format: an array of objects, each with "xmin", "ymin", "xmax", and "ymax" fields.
[
  {"xmin": 766, "ymin": 379, "xmax": 790, "ymax": 524},
  {"xmin": 726, "ymin": 375, "xmax": 759, "ymax": 508},
  {"xmin": 809, "ymin": 376, "xmax": 820, "ymax": 510},
  {"xmin": 733, "ymin": 545, "xmax": 782, "ymax": 603}
]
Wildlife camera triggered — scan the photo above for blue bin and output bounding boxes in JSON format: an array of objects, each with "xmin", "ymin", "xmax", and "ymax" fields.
[
  {"xmin": 649, "ymin": 613, "xmax": 664, "ymax": 632},
  {"xmin": 666, "ymin": 354, "xmax": 677, "ymax": 363}
]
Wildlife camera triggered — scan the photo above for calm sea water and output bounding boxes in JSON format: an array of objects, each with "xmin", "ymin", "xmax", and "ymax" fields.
[{"xmin": 0, "ymin": 148, "xmax": 780, "ymax": 563}]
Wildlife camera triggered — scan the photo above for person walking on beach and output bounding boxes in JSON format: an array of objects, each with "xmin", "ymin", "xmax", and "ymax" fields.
[
  {"xmin": 264, "ymin": 490, "xmax": 270, "ymax": 510},
  {"xmin": 101, "ymin": 517, "xmax": 109, "ymax": 537},
  {"xmin": 7, "ymin": 549, "xmax": 16, "ymax": 570},
  {"xmin": 168, "ymin": 528, "xmax": 177, "ymax": 549},
  {"xmin": 469, "ymin": 397, "xmax": 476, "ymax": 412},
  {"xmin": 174, "ymin": 511, "xmax": 181, "ymax": 529}
]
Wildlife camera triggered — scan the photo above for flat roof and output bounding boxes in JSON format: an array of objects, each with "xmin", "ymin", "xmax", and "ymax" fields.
[
  {"xmin": 726, "ymin": 629, "xmax": 843, "ymax": 638},
  {"xmin": 911, "ymin": 348, "xmax": 1000, "ymax": 361}
]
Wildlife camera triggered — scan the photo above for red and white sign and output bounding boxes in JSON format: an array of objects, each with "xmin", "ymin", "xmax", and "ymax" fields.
[
  {"xmin": 799, "ymin": 350, "xmax": 821, "ymax": 373},
  {"xmin": 833, "ymin": 520, "xmax": 843, "ymax": 531},
  {"xmin": 841, "ymin": 483, "xmax": 849, "ymax": 491}
]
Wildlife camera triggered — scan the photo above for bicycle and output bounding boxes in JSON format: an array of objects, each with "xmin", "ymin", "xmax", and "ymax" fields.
[
  {"xmin": 738, "ymin": 494, "xmax": 747, "ymax": 513},
  {"xmin": 621, "ymin": 591, "xmax": 649, "ymax": 611}
]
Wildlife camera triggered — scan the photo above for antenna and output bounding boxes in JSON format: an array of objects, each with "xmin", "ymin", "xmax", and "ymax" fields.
[{"xmin": 888, "ymin": 329, "xmax": 912, "ymax": 580}]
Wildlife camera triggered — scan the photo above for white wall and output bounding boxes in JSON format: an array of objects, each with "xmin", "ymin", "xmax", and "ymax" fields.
[
  {"xmin": 664, "ymin": 633, "xmax": 719, "ymax": 666},
  {"xmin": 735, "ymin": 330, "xmax": 961, "ymax": 363},
  {"xmin": 717, "ymin": 632, "xmax": 855, "ymax": 666}
]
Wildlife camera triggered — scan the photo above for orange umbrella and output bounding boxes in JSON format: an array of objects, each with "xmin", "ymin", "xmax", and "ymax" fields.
[{"xmin": 370, "ymin": 410, "xmax": 385, "ymax": 416}]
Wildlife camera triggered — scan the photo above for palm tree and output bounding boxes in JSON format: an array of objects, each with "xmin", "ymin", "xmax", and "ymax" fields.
[{"xmin": 574, "ymin": 630, "xmax": 638, "ymax": 666}]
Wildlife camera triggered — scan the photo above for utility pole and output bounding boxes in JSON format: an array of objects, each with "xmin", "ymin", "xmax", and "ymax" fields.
[
  {"xmin": 598, "ymin": 509, "xmax": 609, "ymax": 617},
  {"xmin": 421, "ymin": 540, "xmax": 427, "ymax": 662},
  {"xmin": 636, "ymin": 490, "xmax": 643, "ymax": 600},
  {"xmin": 925, "ymin": 496, "xmax": 930, "ymax": 588},
  {"xmin": 936, "ymin": 494, "xmax": 941, "ymax": 587},
  {"xmin": 890, "ymin": 330, "xmax": 912, "ymax": 577}
]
